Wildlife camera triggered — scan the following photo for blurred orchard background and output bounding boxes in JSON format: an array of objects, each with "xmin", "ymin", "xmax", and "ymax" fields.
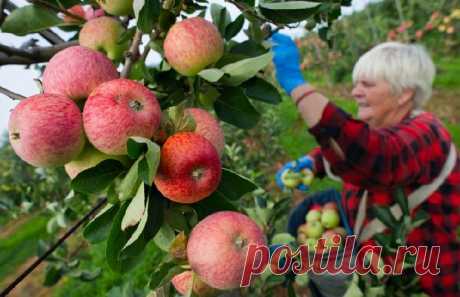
[{"xmin": 0, "ymin": 0, "xmax": 459, "ymax": 296}]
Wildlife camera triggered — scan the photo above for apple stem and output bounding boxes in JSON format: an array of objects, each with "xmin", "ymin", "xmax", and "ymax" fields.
[{"xmin": 234, "ymin": 236, "xmax": 248, "ymax": 249}]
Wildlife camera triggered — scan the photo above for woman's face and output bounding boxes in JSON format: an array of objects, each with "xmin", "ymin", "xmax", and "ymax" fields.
[{"xmin": 351, "ymin": 78, "xmax": 412, "ymax": 128}]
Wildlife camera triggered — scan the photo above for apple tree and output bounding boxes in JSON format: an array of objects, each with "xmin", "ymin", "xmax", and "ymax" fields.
[{"xmin": 0, "ymin": 0, "xmax": 350, "ymax": 295}]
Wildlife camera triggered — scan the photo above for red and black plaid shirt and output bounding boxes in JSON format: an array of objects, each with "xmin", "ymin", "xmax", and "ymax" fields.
[{"xmin": 308, "ymin": 102, "xmax": 460, "ymax": 296}]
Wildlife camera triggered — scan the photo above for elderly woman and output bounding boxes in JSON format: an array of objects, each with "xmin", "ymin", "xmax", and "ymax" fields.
[{"xmin": 271, "ymin": 33, "xmax": 460, "ymax": 297}]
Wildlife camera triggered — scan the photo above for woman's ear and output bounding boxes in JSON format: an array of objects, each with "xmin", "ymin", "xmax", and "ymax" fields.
[{"xmin": 397, "ymin": 88, "xmax": 415, "ymax": 106}]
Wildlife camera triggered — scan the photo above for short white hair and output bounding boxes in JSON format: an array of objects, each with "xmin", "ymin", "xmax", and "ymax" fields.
[{"xmin": 352, "ymin": 42, "xmax": 436, "ymax": 109}]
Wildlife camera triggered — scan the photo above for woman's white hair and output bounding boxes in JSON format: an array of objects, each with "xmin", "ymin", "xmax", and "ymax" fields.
[{"xmin": 352, "ymin": 42, "xmax": 436, "ymax": 109}]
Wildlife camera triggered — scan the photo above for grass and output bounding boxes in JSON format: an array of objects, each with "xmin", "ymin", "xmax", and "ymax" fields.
[
  {"xmin": 434, "ymin": 56, "xmax": 460, "ymax": 89},
  {"xmin": 0, "ymin": 213, "xmax": 49, "ymax": 282}
]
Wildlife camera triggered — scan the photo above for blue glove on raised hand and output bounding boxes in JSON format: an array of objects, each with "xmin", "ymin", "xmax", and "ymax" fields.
[
  {"xmin": 270, "ymin": 33, "xmax": 306, "ymax": 95},
  {"xmin": 276, "ymin": 156, "xmax": 314, "ymax": 192}
]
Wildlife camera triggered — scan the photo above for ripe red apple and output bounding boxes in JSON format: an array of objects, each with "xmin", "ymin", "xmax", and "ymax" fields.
[
  {"xmin": 320, "ymin": 230, "xmax": 342, "ymax": 249},
  {"xmin": 305, "ymin": 221, "xmax": 324, "ymax": 239},
  {"xmin": 185, "ymin": 108, "xmax": 225, "ymax": 156},
  {"xmin": 164, "ymin": 17, "xmax": 224, "ymax": 76},
  {"xmin": 321, "ymin": 209, "xmax": 340, "ymax": 229},
  {"xmin": 43, "ymin": 46, "xmax": 118, "ymax": 101},
  {"xmin": 187, "ymin": 211, "xmax": 267, "ymax": 290},
  {"xmin": 63, "ymin": 4, "xmax": 85, "ymax": 23},
  {"xmin": 9, "ymin": 94, "xmax": 85, "ymax": 167},
  {"xmin": 79, "ymin": 16, "xmax": 128, "ymax": 61},
  {"xmin": 83, "ymin": 78, "xmax": 161, "ymax": 155},
  {"xmin": 322, "ymin": 202, "xmax": 338, "ymax": 211},
  {"xmin": 154, "ymin": 132, "xmax": 221, "ymax": 203},
  {"xmin": 171, "ymin": 271, "xmax": 217, "ymax": 297},
  {"xmin": 97, "ymin": 0, "xmax": 133, "ymax": 16},
  {"xmin": 65, "ymin": 144, "xmax": 129, "ymax": 179}
]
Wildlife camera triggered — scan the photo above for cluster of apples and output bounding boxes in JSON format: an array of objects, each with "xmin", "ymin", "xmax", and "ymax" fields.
[
  {"xmin": 281, "ymin": 168, "xmax": 314, "ymax": 189},
  {"xmin": 8, "ymin": 14, "xmax": 228, "ymax": 204},
  {"xmin": 297, "ymin": 202, "xmax": 347, "ymax": 252}
]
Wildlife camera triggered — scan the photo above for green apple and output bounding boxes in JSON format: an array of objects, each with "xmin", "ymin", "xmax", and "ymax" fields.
[
  {"xmin": 79, "ymin": 16, "xmax": 128, "ymax": 61},
  {"xmin": 305, "ymin": 238, "xmax": 318, "ymax": 252},
  {"xmin": 305, "ymin": 208, "xmax": 322, "ymax": 223},
  {"xmin": 281, "ymin": 170, "xmax": 301, "ymax": 188},
  {"xmin": 321, "ymin": 209, "xmax": 340, "ymax": 229},
  {"xmin": 301, "ymin": 168, "xmax": 314, "ymax": 185},
  {"xmin": 305, "ymin": 221, "xmax": 324, "ymax": 239},
  {"xmin": 272, "ymin": 233, "xmax": 296, "ymax": 245},
  {"xmin": 97, "ymin": 0, "xmax": 133, "ymax": 16}
]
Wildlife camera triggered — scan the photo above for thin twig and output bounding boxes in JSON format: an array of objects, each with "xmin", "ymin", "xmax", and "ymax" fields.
[
  {"xmin": 0, "ymin": 41, "xmax": 78, "ymax": 65},
  {"xmin": 121, "ymin": 30, "xmax": 143, "ymax": 78},
  {"xmin": 0, "ymin": 86, "xmax": 26, "ymax": 100},
  {"xmin": 0, "ymin": 0, "xmax": 7, "ymax": 26},
  {"xmin": 0, "ymin": 198, "xmax": 108, "ymax": 297}
]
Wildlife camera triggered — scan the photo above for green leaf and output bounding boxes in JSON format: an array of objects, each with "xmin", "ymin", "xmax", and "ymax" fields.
[
  {"xmin": 119, "ymin": 158, "xmax": 142, "ymax": 202},
  {"xmin": 210, "ymin": 3, "xmax": 231, "ymax": 35},
  {"xmin": 121, "ymin": 184, "xmax": 146, "ymax": 231},
  {"xmin": 123, "ymin": 188, "xmax": 149, "ymax": 249},
  {"xmin": 127, "ymin": 137, "xmax": 160, "ymax": 184},
  {"xmin": 371, "ymin": 206, "xmax": 398, "ymax": 229},
  {"xmin": 43, "ymin": 265, "xmax": 63, "ymax": 287},
  {"xmin": 84, "ymin": 203, "xmax": 120, "ymax": 244},
  {"xmin": 154, "ymin": 223, "xmax": 175, "ymax": 251},
  {"xmin": 411, "ymin": 209, "xmax": 429, "ymax": 229},
  {"xmin": 230, "ymin": 40, "xmax": 267, "ymax": 58},
  {"xmin": 198, "ymin": 68, "xmax": 225, "ymax": 83},
  {"xmin": 393, "ymin": 188, "xmax": 409, "ymax": 216},
  {"xmin": 149, "ymin": 262, "xmax": 184, "ymax": 290},
  {"xmin": 221, "ymin": 52, "xmax": 273, "ymax": 86},
  {"xmin": 106, "ymin": 202, "xmax": 132, "ymax": 272},
  {"xmin": 215, "ymin": 168, "xmax": 258, "ymax": 201},
  {"xmin": 258, "ymin": 1, "xmax": 321, "ymax": 24},
  {"xmin": 193, "ymin": 192, "xmax": 237, "ymax": 219},
  {"xmin": 2, "ymin": 5, "xmax": 64, "ymax": 36},
  {"xmin": 242, "ymin": 77, "xmax": 282, "ymax": 105},
  {"xmin": 214, "ymin": 87, "xmax": 260, "ymax": 129},
  {"xmin": 71, "ymin": 160, "xmax": 125, "ymax": 195},
  {"xmin": 134, "ymin": 0, "xmax": 161, "ymax": 33},
  {"xmin": 225, "ymin": 14, "xmax": 245, "ymax": 40}
]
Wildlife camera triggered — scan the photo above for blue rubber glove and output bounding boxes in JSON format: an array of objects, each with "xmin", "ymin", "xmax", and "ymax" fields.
[
  {"xmin": 271, "ymin": 33, "xmax": 306, "ymax": 95},
  {"xmin": 276, "ymin": 156, "xmax": 313, "ymax": 192}
]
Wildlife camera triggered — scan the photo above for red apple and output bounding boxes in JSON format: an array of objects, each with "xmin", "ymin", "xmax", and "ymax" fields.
[
  {"xmin": 79, "ymin": 16, "xmax": 128, "ymax": 61},
  {"xmin": 154, "ymin": 132, "xmax": 221, "ymax": 203},
  {"xmin": 320, "ymin": 230, "xmax": 342, "ymax": 248},
  {"xmin": 43, "ymin": 46, "xmax": 119, "ymax": 101},
  {"xmin": 171, "ymin": 271, "xmax": 217, "ymax": 297},
  {"xmin": 9, "ymin": 94, "xmax": 85, "ymax": 167},
  {"xmin": 83, "ymin": 79, "xmax": 161, "ymax": 155},
  {"xmin": 187, "ymin": 211, "xmax": 267, "ymax": 289},
  {"xmin": 322, "ymin": 202, "xmax": 338, "ymax": 211},
  {"xmin": 63, "ymin": 4, "xmax": 85, "ymax": 23},
  {"xmin": 185, "ymin": 108, "xmax": 225, "ymax": 156},
  {"xmin": 164, "ymin": 17, "xmax": 224, "ymax": 76}
]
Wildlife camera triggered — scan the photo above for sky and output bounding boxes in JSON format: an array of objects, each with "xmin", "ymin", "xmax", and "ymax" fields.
[{"xmin": 0, "ymin": 0, "xmax": 370, "ymax": 134}]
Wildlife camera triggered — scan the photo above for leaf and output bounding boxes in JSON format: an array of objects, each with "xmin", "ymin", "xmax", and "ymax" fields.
[
  {"xmin": 215, "ymin": 168, "xmax": 258, "ymax": 201},
  {"xmin": 258, "ymin": 1, "xmax": 321, "ymax": 24},
  {"xmin": 134, "ymin": 0, "xmax": 161, "ymax": 33},
  {"xmin": 214, "ymin": 87, "xmax": 260, "ymax": 129},
  {"xmin": 210, "ymin": 3, "xmax": 231, "ymax": 35},
  {"xmin": 123, "ymin": 190, "xmax": 149, "ymax": 249},
  {"xmin": 119, "ymin": 158, "xmax": 142, "ymax": 202},
  {"xmin": 393, "ymin": 187, "xmax": 409, "ymax": 216},
  {"xmin": 106, "ymin": 202, "xmax": 132, "ymax": 272},
  {"xmin": 43, "ymin": 265, "xmax": 63, "ymax": 287},
  {"xmin": 121, "ymin": 184, "xmax": 146, "ymax": 231},
  {"xmin": 149, "ymin": 262, "xmax": 184, "ymax": 290},
  {"xmin": 198, "ymin": 68, "xmax": 225, "ymax": 83},
  {"xmin": 71, "ymin": 160, "xmax": 125, "ymax": 195},
  {"xmin": 153, "ymin": 223, "xmax": 175, "ymax": 251},
  {"xmin": 84, "ymin": 203, "xmax": 119, "ymax": 244},
  {"xmin": 225, "ymin": 14, "xmax": 245, "ymax": 40},
  {"xmin": 2, "ymin": 5, "xmax": 63, "ymax": 36},
  {"xmin": 127, "ymin": 137, "xmax": 160, "ymax": 184},
  {"xmin": 242, "ymin": 77, "xmax": 282, "ymax": 105},
  {"xmin": 193, "ymin": 192, "xmax": 237, "ymax": 219},
  {"xmin": 371, "ymin": 206, "xmax": 398, "ymax": 229},
  {"xmin": 221, "ymin": 52, "xmax": 273, "ymax": 86}
]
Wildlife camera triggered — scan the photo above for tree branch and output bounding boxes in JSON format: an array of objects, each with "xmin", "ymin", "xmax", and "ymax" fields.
[
  {"xmin": 121, "ymin": 30, "xmax": 143, "ymax": 78},
  {"xmin": 0, "ymin": 41, "xmax": 78, "ymax": 65},
  {"xmin": 28, "ymin": 0, "xmax": 85, "ymax": 22},
  {"xmin": 0, "ymin": 86, "xmax": 26, "ymax": 100}
]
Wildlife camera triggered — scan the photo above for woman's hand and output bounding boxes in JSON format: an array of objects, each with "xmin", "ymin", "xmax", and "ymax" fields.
[{"xmin": 271, "ymin": 33, "xmax": 306, "ymax": 95}]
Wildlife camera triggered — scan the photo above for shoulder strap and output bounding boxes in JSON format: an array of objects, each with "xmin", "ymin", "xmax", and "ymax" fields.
[{"xmin": 357, "ymin": 143, "xmax": 457, "ymax": 243}]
